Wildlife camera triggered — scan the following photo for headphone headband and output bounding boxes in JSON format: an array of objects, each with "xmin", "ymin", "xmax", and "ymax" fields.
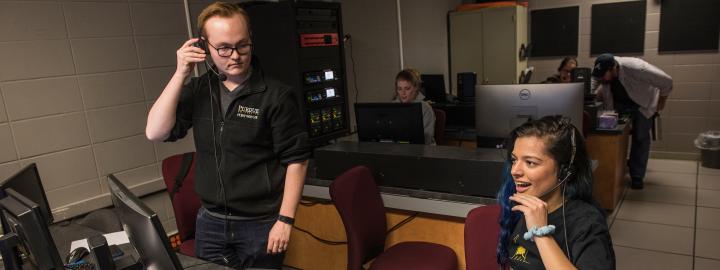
[{"xmin": 558, "ymin": 118, "xmax": 576, "ymax": 182}]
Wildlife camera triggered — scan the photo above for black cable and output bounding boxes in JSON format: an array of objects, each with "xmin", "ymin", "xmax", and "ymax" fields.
[
  {"xmin": 347, "ymin": 35, "xmax": 359, "ymax": 105},
  {"xmin": 299, "ymin": 199, "xmax": 333, "ymax": 206},
  {"xmin": 293, "ymin": 212, "xmax": 416, "ymax": 246},
  {"xmin": 346, "ymin": 36, "xmax": 360, "ymax": 134},
  {"xmin": 386, "ymin": 212, "xmax": 418, "ymax": 235},
  {"xmin": 293, "ymin": 225, "xmax": 347, "ymax": 245},
  {"xmin": 204, "ymin": 61, "xmax": 230, "ymax": 242}
]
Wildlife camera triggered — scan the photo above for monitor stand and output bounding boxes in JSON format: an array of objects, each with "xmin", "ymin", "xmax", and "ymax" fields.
[{"xmin": 0, "ymin": 233, "xmax": 21, "ymax": 270}]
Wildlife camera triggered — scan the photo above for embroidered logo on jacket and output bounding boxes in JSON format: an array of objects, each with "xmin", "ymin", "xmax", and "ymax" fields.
[
  {"xmin": 511, "ymin": 245, "xmax": 530, "ymax": 264},
  {"xmin": 237, "ymin": 105, "xmax": 260, "ymax": 120}
]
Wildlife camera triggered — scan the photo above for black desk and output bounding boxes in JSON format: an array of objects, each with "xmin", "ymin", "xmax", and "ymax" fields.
[
  {"xmin": 0, "ymin": 252, "xmax": 232, "ymax": 270},
  {"xmin": 115, "ymin": 243, "xmax": 234, "ymax": 270},
  {"xmin": 0, "ymin": 223, "xmax": 235, "ymax": 270},
  {"xmin": 314, "ymin": 141, "xmax": 506, "ymax": 199}
]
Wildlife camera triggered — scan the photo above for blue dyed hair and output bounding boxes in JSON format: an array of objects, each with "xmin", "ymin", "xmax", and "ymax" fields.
[{"xmin": 495, "ymin": 115, "xmax": 596, "ymax": 266}]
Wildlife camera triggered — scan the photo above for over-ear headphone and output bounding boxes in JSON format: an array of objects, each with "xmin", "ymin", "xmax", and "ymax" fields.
[
  {"xmin": 195, "ymin": 36, "xmax": 210, "ymax": 55},
  {"xmin": 536, "ymin": 118, "xmax": 577, "ymax": 198},
  {"xmin": 194, "ymin": 34, "xmax": 227, "ymax": 81}
]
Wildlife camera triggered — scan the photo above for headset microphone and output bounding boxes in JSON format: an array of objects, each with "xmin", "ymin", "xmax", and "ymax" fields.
[
  {"xmin": 196, "ymin": 36, "xmax": 227, "ymax": 81},
  {"xmin": 204, "ymin": 60, "xmax": 227, "ymax": 81},
  {"xmin": 216, "ymin": 70, "xmax": 227, "ymax": 81},
  {"xmin": 538, "ymin": 170, "xmax": 572, "ymax": 198}
]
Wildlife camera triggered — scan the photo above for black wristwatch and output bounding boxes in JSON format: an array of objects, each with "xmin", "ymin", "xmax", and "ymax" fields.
[{"xmin": 278, "ymin": 215, "xmax": 295, "ymax": 225}]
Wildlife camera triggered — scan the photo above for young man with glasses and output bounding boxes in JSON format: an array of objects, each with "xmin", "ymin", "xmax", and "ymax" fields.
[{"xmin": 146, "ymin": 2, "xmax": 310, "ymax": 268}]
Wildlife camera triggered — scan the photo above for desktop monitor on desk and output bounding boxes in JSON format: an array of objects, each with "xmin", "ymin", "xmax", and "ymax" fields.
[
  {"xmin": 108, "ymin": 174, "xmax": 183, "ymax": 270},
  {"xmin": 457, "ymin": 72, "xmax": 477, "ymax": 103},
  {"xmin": 571, "ymin": 67, "xmax": 594, "ymax": 101},
  {"xmin": 0, "ymin": 188, "xmax": 64, "ymax": 270},
  {"xmin": 420, "ymin": 74, "xmax": 446, "ymax": 103},
  {"xmin": 355, "ymin": 103, "xmax": 425, "ymax": 144},
  {"xmin": 0, "ymin": 163, "xmax": 53, "ymax": 226},
  {"xmin": 475, "ymin": 83, "xmax": 584, "ymax": 148}
]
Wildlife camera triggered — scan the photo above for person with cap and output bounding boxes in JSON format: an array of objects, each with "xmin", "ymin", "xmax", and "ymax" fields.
[{"xmin": 591, "ymin": 53, "xmax": 673, "ymax": 189}]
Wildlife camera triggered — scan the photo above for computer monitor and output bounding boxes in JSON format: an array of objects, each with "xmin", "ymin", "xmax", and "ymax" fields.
[
  {"xmin": 0, "ymin": 163, "xmax": 53, "ymax": 225},
  {"xmin": 475, "ymin": 83, "xmax": 584, "ymax": 148},
  {"xmin": 457, "ymin": 72, "xmax": 477, "ymax": 102},
  {"xmin": 355, "ymin": 103, "xmax": 425, "ymax": 144},
  {"xmin": 420, "ymin": 74, "xmax": 446, "ymax": 102},
  {"xmin": 571, "ymin": 67, "xmax": 593, "ymax": 100},
  {"xmin": 107, "ymin": 174, "xmax": 182, "ymax": 270},
  {"xmin": 0, "ymin": 189, "xmax": 64, "ymax": 270}
]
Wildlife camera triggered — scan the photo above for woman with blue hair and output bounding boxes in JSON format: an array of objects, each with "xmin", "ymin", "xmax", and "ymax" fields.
[{"xmin": 496, "ymin": 116, "xmax": 615, "ymax": 269}]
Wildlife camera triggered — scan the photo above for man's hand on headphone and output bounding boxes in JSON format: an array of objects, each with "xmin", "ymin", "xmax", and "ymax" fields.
[{"xmin": 175, "ymin": 38, "xmax": 206, "ymax": 78}]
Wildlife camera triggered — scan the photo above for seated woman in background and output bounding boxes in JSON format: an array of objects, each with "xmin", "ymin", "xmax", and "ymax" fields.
[
  {"xmin": 393, "ymin": 68, "xmax": 436, "ymax": 145},
  {"xmin": 543, "ymin": 57, "xmax": 577, "ymax": 83},
  {"xmin": 496, "ymin": 116, "xmax": 615, "ymax": 270}
]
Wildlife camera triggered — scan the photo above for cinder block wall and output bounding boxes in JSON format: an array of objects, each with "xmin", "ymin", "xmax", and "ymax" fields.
[
  {"xmin": 527, "ymin": 0, "xmax": 720, "ymax": 160},
  {"xmin": 0, "ymin": 0, "xmax": 199, "ymax": 229}
]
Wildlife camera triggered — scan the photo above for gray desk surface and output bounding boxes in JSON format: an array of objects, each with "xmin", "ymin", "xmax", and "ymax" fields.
[
  {"xmin": 319, "ymin": 141, "xmax": 506, "ymax": 161},
  {"xmin": 302, "ymin": 178, "xmax": 495, "ymax": 219}
]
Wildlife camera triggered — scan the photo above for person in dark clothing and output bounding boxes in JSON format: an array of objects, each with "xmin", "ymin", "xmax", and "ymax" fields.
[
  {"xmin": 145, "ymin": 2, "xmax": 311, "ymax": 269},
  {"xmin": 592, "ymin": 53, "xmax": 673, "ymax": 189},
  {"xmin": 496, "ymin": 116, "xmax": 615, "ymax": 270},
  {"xmin": 543, "ymin": 56, "xmax": 577, "ymax": 83}
]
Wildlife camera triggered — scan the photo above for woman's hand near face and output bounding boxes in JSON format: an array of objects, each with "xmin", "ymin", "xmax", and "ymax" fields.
[{"xmin": 510, "ymin": 193, "xmax": 549, "ymax": 230}]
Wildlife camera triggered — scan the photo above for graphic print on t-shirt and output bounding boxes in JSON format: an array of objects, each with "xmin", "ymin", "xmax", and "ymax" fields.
[{"xmin": 511, "ymin": 245, "xmax": 530, "ymax": 264}]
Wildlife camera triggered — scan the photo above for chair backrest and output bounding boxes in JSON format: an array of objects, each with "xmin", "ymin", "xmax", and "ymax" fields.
[
  {"xmin": 464, "ymin": 204, "xmax": 502, "ymax": 270},
  {"xmin": 161, "ymin": 152, "xmax": 201, "ymax": 242},
  {"xmin": 433, "ymin": 108, "xmax": 447, "ymax": 145},
  {"xmin": 329, "ymin": 166, "xmax": 387, "ymax": 270}
]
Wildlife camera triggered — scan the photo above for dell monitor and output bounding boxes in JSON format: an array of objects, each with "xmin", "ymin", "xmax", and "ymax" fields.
[
  {"xmin": 475, "ymin": 83, "xmax": 584, "ymax": 148},
  {"xmin": 108, "ymin": 174, "xmax": 183, "ymax": 270},
  {"xmin": 355, "ymin": 103, "xmax": 425, "ymax": 144},
  {"xmin": 0, "ymin": 188, "xmax": 64, "ymax": 270},
  {"xmin": 0, "ymin": 163, "xmax": 53, "ymax": 225},
  {"xmin": 420, "ymin": 74, "xmax": 446, "ymax": 103}
]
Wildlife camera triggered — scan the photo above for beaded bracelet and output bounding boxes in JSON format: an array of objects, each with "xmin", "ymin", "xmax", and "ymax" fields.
[{"xmin": 523, "ymin": 225, "xmax": 556, "ymax": 241}]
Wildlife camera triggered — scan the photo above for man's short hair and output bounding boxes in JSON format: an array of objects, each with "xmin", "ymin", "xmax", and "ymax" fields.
[{"xmin": 197, "ymin": 2, "xmax": 250, "ymax": 37}]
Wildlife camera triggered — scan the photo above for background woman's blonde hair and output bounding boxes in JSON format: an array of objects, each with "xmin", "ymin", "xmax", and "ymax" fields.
[{"xmin": 395, "ymin": 68, "xmax": 422, "ymax": 88}]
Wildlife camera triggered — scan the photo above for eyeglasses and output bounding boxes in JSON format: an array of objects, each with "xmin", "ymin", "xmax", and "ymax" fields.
[{"xmin": 206, "ymin": 41, "xmax": 252, "ymax": 57}]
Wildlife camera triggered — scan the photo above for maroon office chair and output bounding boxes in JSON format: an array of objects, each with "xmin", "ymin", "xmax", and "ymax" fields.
[
  {"xmin": 433, "ymin": 108, "xmax": 447, "ymax": 145},
  {"xmin": 582, "ymin": 110, "xmax": 591, "ymax": 137},
  {"xmin": 464, "ymin": 204, "xmax": 502, "ymax": 270},
  {"xmin": 161, "ymin": 152, "xmax": 201, "ymax": 257},
  {"xmin": 329, "ymin": 166, "xmax": 458, "ymax": 270}
]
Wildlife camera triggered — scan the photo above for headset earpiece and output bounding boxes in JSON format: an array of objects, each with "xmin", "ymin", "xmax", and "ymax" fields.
[
  {"xmin": 558, "ymin": 165, "xmax": 574, "ymax": 182},
  {"xmin": 196, "ymin": 36, "xmax": 210, "ymax": 55}
]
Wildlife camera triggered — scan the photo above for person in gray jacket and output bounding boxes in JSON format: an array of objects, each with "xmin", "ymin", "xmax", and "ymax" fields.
[
  {"xmin": 591, "ymin": 53, "xmax": 673, "ymax": 189},
  {"xmin": 392, "ymin": 68, "xmax": 437, "ymax": 145}
]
